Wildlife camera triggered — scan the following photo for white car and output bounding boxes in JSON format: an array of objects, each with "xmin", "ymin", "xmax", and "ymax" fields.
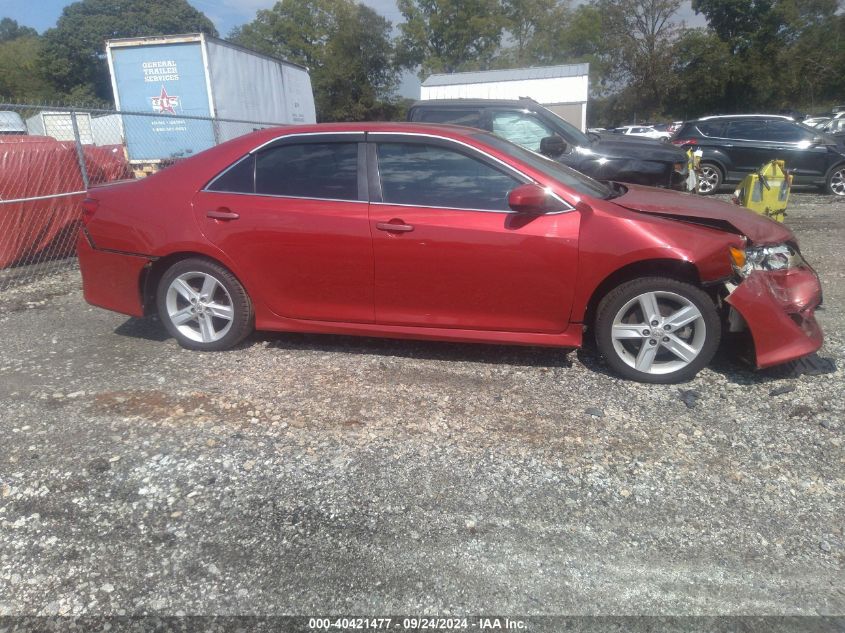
[
  {"xmin": 612, "ymin": 125, "xmax": 671, "ymax": 141},
  {"xmin": 803, "ymin": 116, "xmax": 831, "ymax": 128}
]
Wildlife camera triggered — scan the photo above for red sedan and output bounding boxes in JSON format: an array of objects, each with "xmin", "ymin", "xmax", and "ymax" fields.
[{"xmin": 77, "ymin": 123, "xmax": 823, "ymax": 383}]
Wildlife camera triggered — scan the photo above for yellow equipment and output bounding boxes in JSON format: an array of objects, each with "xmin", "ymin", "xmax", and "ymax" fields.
[
  {"xmin": 732, "ymin": 159, "xmax": 792, "ymax": 222},
  {"xmin": 687, "ymin": 148, "xmax": 702, "ymax": 191}
]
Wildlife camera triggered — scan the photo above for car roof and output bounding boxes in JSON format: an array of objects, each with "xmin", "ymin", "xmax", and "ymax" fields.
[
  {"xmin": 261, "ymin": 121, "xmax": 484, "ymax": 136},
  {"xmin": 410, "ymin": 98, "xmax": 537, "ymax": 109},
  {"xmin": 695, "ymin": 114, "xmax": 795, "ymax": 121},
  {"xmin": 220, "ymin": 122, "xmax": 492, "ymax": 151}
]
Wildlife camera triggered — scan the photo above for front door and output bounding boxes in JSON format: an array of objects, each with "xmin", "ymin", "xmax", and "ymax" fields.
[
  {"xmin": 764, "ymin": 120, "xmax": 830, "ymax": 181},
  {"xmin": 368, "ymin": 136, "xmax": 579, "ymax": 333},
  {"xmin": 194, "ymin": 135, "xmax": 374, "ymax": 323}
]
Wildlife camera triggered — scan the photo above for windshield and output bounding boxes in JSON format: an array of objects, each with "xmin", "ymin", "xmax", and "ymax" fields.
[
  {"xmin": 473, "ymin": 132, "xmax": 613, "ymax": 200},
  {"xmin": 542, "ymin": 109, "xmax": 592, "ymax": 146}
]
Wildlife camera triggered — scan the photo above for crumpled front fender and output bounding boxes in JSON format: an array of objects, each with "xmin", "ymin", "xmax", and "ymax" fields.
[{"xmin": 726, "ymin": 268, "xmax": 823, "ymax": 368}]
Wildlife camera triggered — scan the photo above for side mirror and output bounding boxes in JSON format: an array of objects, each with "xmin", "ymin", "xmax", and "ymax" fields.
[
  {"xmin": 508, "ymin": 183, "xmax": 556, "ymax": 214},
  {"xmin": 539, "ymin": 135, "xmax": 567, "ymax": 156}
]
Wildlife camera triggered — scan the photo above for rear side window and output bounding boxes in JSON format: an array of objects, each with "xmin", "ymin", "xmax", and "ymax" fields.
[
  {"xmin": 694, "ymin": 121, "xmax": 725, "ymax": 137},
  {"xmin": 206, "ymin": 155, "xmax": 255, "ymax": 193},
  {"xmin": 376, "ymin": 142, "xmax": 520, "ymax": 211},
  {"xmin": 255, "ymin": 142, "xmax": 359, "ymax": 200},
  {"xmin": 725, "ymin": 120, "xmax": 769, "ymax": 141},
  {"xmin": 413, "ymin": 108, "xmax": 482, "ymax": 128}
]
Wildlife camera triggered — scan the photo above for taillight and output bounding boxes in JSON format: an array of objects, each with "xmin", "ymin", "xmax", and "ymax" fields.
[
  {"xmin": 671, "ymin": 138, "xmax": 697, "ymax": 146},
  {"xmin": 81, "ymin": 197, "xmax": 99, "ymax": 224}
]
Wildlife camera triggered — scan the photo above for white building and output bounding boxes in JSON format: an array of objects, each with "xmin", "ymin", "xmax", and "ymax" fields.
[{"xmin": 420, "ymin": 63, "xmax": 590, "ymax": 132}]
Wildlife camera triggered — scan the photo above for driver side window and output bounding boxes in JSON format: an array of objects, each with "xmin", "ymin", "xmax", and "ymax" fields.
[
  {"xmin": 766, "ymin": 120, "xmax": 814, "ymax": 143},
  {"xmin": 491, "ymin": 111, "xmax": 556, "ymax": 152}
]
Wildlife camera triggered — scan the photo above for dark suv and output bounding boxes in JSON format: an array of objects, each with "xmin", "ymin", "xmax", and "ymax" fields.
[
  {"xmin": 671, "ymin": 115, "xmax": 845, "ymax": 196},
  {"xmin": 408, "ymin": 99, "xmax": 690, "ymax": 190}
]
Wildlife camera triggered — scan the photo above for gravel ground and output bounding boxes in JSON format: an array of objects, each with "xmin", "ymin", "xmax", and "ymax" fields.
[{"xmin": 0, "ymin": 193, "xmax": 843, "ymax": 617}]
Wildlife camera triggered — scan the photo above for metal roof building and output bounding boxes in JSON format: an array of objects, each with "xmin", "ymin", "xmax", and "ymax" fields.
[{"xmin": 421, "ymin": 63, "xmax": 590, "ymax": 131}]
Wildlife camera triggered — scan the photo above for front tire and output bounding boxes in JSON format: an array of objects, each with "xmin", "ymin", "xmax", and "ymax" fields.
[
  {"xmin": 595, "ymin": 277, "xmax": 720, "ymax": 383},
  {"xmin": 826, "ymin": 164, "xmax": 845, "ymax": 196},
  {"xmin": 156, "ymin": 258, "xmax": 254, "ymax": 351},
  {"xmin": 697, "ymin": 162, "xmax": 723, "ymax": 195}
]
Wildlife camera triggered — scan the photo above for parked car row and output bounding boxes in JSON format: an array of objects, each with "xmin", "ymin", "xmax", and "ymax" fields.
[
  {"xmin": 608, "ymin": 125, "xmax": 671, "ymax": 141},
  {"xmin": 407, "ymin": 100, "xmax": 845, "ymax": 197}
]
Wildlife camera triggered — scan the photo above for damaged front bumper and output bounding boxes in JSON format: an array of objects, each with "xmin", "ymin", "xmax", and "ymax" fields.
[{"xmin": 725, "ymin": 267, "xmax": 823, "ymax": 369}]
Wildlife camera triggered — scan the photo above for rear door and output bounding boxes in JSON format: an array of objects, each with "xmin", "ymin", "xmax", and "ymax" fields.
[
  {"xmin": 722, "ymin": 119, "xmax": 776, "ymax": 176},
  {"xmin": 194, "ymin": 133, "xmax": 375, "ymax": 323},
  {"xmin": 367, "ymin": 134, "xmax": 580, "ymax": 333}
]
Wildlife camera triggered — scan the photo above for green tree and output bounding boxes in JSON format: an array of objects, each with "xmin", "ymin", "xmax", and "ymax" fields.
[
  {"xmin": 0, "ymin": 36, "xmax": 54, "ymax": 101},
  {"xmin": 595, "ymin": 0, "xmax": 682, "ymax": 117},
  {"xmin": 667, "ymin": 28, "xmax": 733, "ymax": 117},
  {"xmin": 691, "ymin": 0, "xmax": 776, "ymax": 52},
  {"xmin": 688, "ymin": 0, "xmax": 844, "ymax": 113},
  {"xmin": 772, "ymin": 0, "xmax": 842, "ymax": 109},
  {"xmin": 0, "ymin": 17, "xmax": 38, "ymax": 43},
  {"xmin": 499, "ymin": 0, "xmax": 562, "ymax": 66},
  {"xmin": 536, "ymin": 3, "xmax": 615, "ymax": 96},
  {"xmin": 397, "ymin": 0, "xmax": 506, "ymax": 77},
  {"xmin": 40, "ymin": 0, "xmax": 217, "ymax": 103},
  {"xmin": 230, "ymin": 0, "xmax": 399, "ymax": 121}
]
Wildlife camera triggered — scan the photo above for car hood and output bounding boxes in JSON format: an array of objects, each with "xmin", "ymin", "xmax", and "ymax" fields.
[
  {"xmin": 588, "ymin": 136, "xmax": 687, "ymax": 162},
  {"xmin": 612, "ymin": 184, "xmax": 793, "ymax": 244}
]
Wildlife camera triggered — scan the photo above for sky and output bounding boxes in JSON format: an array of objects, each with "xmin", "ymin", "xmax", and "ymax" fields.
[{"xmin": 0, "ymin": 0, "xmax": 707, "ymax": 97}]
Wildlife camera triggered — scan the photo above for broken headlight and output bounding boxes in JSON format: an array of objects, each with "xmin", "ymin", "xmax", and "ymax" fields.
[{"xmin": 729, "ymin": 244, "xmax": 804, "ymax": 277}]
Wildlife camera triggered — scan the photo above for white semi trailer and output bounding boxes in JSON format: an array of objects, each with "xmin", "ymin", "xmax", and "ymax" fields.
[{"xmin": 105, "ymin": 33, "xmax": 316, "ymax": 163}]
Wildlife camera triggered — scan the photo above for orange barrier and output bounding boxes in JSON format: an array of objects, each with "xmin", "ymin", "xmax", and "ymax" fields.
[{"xmin": 0, "ymin": 135, "xmax": 130, "ymax": 269}]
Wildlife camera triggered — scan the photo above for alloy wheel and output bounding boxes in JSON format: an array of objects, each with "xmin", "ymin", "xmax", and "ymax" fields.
[
  {"xmin": 830, "ymin": 168, "xmax": 845, "ymax": 196},
  {"xmin": 697, "ymin": 165, "xmax": 720, "ymax": 194},
  {"xmin": 610, "ymin": 291, "xmax": 707, "ymax": 375},
  {"xmin": 164, "ymin": 271, "xmax": 234, "ymax": 343}
]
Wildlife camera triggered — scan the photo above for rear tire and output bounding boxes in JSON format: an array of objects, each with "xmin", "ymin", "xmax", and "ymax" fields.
[
  {"xmin": 697, "ymin": 162, "xmax": 723, "ymax": 195},
  {"xmin": 595, "ymin": 277, "xmax": 720, "ymax": 383},
  {"xmin": 156, "ymin": 258, "xmax": 254, "ymax": 351}
]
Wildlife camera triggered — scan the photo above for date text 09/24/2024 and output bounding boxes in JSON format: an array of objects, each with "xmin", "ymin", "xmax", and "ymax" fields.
[{"xmin": 307, "ymin": 617, "xmax": 527, "ymax": 630}]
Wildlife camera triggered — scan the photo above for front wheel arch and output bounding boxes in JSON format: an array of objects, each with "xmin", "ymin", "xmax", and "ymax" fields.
[
  {"xmin": 582, "ymin": 259, "xmax": 702, "ymax": 330},
  {"xmin": 595, "ymin": 276, "xmax": 722, "ymax": 383},
  {"xmin": 825, "ymin": 162, "xmax": 845, "ymax": 196}
]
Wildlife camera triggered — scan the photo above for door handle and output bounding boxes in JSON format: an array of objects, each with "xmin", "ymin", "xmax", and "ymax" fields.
[
  {"xmin": 207, "ymin": 208, "xmax": 240, "ymax": 221},
  {"xmin": 376, "ymin": 221, "xmax": 414, "ymax": 233}
]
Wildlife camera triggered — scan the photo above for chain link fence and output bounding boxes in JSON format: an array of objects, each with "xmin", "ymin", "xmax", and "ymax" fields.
[{"xmin": 0, "ymin": 101, "xmax": 284, "ymax": 291}]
